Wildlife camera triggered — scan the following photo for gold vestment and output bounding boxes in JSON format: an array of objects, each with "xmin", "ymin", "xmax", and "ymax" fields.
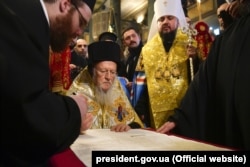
[
  {"xmin": 136, "ymin": 29, "xmax": 196, "ymax": 128},
  {"xmin": 66, "ymin": 68, "xmax": 143, "ymax": 128}
]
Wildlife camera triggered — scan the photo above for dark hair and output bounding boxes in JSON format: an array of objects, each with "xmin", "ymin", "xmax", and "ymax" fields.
[
  {"xmin": 43, "ymin": 0, "xmax": 57, "ymax": 3},
  {"xmin": 121, "ymin": 27, "xmax": 140, "ymax": 40},
  {"xmin": 71, "ymin": 0, "xmax": 84, "ymax": 7}
]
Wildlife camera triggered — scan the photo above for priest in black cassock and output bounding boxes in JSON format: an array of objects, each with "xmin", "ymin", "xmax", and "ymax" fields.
[{"xmin": 158, "ymin": 0, "xmax": 250, "ymax": 150}]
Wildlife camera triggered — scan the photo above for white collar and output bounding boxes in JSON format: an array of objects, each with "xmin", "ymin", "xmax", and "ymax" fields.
[{"xmin": 40, "ymin": 0, "xmax": 50, "ymax": 25}]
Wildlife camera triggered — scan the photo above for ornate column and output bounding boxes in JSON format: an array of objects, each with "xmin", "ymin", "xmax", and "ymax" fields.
[
  {"xmin": 110, "ymin": 0, "xmax": 121, "ymax": 43},
  {"xmin": 147, "ymin": 0, "xmax": 155, "ymax": 27}
]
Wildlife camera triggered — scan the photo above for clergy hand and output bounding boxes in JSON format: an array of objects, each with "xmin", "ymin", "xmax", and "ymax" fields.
[
  {"xmin": 70, "ymin": 94, "xmax": 88, "ymax": 131},
  {"xmin": 156, "ymin": 121, "xmax": 176, "ymax": 134},
  {"xmin": 126, "ymin": 82, "xmax": 133, "ymax": 90},
  {"xmin": 81, "ymin": 113, "xmax": 93, "ymax": 132},
  {"xmin": 187, "ymin": 45, "xmax": 197, "ymax": 58},
  {"xmin": 110, "ymin": 124, "xmax": 131, "ymax": 132},
  {"xmin": 69, "ymin": 63, "xmax": 77, "ymax": 69}
]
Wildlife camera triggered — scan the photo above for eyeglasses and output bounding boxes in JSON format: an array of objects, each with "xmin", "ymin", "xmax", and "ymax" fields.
[
  {"xmin": 71, "ymin": 2, "xmax": 88, "ymax": 29},
  {"xmin": 77, "ymin": 44, "xmax": 88, "ymax": 48},
  {"xmin": 95, "ymin": 68, "xmax": 117, "ymax": 77}
]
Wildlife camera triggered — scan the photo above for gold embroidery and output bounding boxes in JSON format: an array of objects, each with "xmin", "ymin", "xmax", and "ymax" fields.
[
  {"xmin": 136, "ymin": 29, "xmax": 197, "ymax": 128},
  {"xmin": 66, "ymin": 69, "xmax": 143, "ymax": 128}
]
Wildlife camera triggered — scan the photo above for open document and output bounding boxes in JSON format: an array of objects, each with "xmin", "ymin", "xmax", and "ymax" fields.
[{"xmin": 70, "ymin": 129, "xmax": 230, "ymax": 166}]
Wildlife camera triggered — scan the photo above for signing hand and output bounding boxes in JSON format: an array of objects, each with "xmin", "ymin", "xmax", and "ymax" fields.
[
  {"xmin": 81, "ymin": 112, "xmax": 93, "ymax": 132},
  {"xmin": 157, "ymin": 121, "xmax": 176, "ymax": 134},
  {"xmin": 70, "ymin": 94, "xmax": 88, "ymax": 132},
  {"xmin": 110, "ymin": 124, "xmax": 131, "ymax": 132}
]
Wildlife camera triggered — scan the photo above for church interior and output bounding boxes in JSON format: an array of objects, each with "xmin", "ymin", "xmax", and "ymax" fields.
[{"xmin": 84, "ymin": 0, "xmax": 224, "ymax": 43}]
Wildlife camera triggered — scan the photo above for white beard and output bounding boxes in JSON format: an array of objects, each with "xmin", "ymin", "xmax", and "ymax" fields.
[{"xmin": 94, "ymin": 82, "xmax": 115, "ymax": 106}]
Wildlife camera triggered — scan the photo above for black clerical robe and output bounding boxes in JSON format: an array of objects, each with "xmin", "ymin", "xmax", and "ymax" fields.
[
  {"xmin": 0, "ymin": 0, "xmax": 81, "ymax": 166},
  {"xmin": 171, "ymin": 12, "xmax": 250, "ymax": 150}
]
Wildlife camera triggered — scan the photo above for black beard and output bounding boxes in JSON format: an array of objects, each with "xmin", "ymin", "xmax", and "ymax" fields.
[{"xmin": 160, "ymin": 29, "xmax": 177, "ymax": 52}]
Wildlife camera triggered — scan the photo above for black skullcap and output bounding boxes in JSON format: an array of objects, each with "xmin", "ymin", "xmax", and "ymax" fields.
[
  {"xmin": 98, "ymin": 32, "xmax": 118, "ymax": 42},
  {"xmin": 82, "ymin": 0, "xmax": 96, "ymax": 12},
  {"xmin": 88, "ymin": 41, "xmax": 121, "ymax": 69}
]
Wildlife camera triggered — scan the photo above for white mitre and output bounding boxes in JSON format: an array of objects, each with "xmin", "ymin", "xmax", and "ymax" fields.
[{"xmin": 147, "ymin": 0, "xmax": 187, "ymax": 41}]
